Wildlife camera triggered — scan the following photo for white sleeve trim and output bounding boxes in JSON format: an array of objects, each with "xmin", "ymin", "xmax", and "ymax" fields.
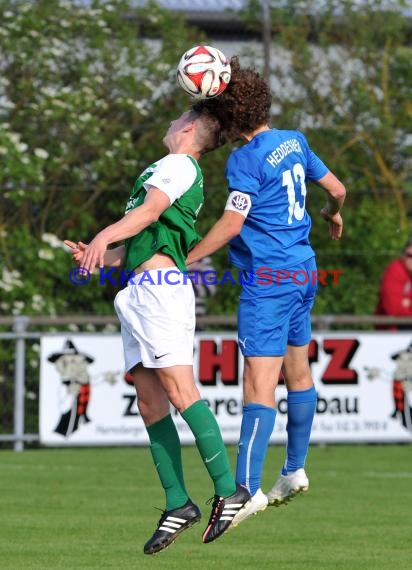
[
  {"xmin": 143, "ymin": 154, "xmax": 197, "ymax": 205},
  {"xmin": 224, "ymin": 191, "xmax": 252, "ymax": 217}
]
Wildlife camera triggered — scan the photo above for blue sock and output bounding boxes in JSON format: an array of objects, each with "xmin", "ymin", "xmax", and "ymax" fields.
[
  {"xmin": 282, "ymin": 386, "xmax": 317, "ymax": 475},
  {"xmin": 236, "ymin": 403, "xmax": 276, "ymax": 495}
]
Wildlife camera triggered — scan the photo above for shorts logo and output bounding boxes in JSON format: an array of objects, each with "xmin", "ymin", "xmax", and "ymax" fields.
[
  {"xmin": 231, "ymin": 194, "xmax": 249, "ymax": 211},
  {"xmin": 154, "ymin": 353, "xmax": 169, "ymax": 359}
]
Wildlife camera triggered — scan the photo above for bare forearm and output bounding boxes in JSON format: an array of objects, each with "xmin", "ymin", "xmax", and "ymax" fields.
[
  {"xmin": 187, "ymin": 212, "xmax": 244, "ymax": 264},
  {"xmin": 317, "ymin": 171, "xmax": 346, "ymax": 215},
  {"xmin": 104, "ymin": 246, "xmax": 125, "ymax": 267},
  {"xmin": 98, "ymin": 208, "xmax": 158, "ymax": 246},
  {"xmin": 324, "ymin": 194, "xmax": 345, "ymax": 215}
]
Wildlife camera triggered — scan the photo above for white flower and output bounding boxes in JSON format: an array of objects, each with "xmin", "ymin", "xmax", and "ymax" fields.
[
  {"xmin": 38, "ymin": 249, "xmax": 54, "ymax": 260},
  {"xmin": 31, "ymin": 294, "xmax": 45, "ymax": 311},
  {"xmin": 8, "ymin": 133, "xmax": 21, "ymax": 144},
  {"xmin": 34, "ymin": 148, "xmax": 49, "ymax": 160},
  {"xmin": 16, "ymin": 142, "xmax": 28, "ymax": 152},
  {"xmin": 0, "ymin": 268, "xmax": 23, "ymax": 291},
  {"xmin": 78, "ymin": 112, "xmax": 92, "ymax": 122},
  {"xmin": 53, "ymin": 100, "xmax": 67, "ymax": 108},
  {"xmin": 50, "ymin": 47, "xmax": 64, "ymax": 58},
  {"xmin": 41, "ymin": 233, "xmax": 63, "ymax": 248},
  {"xmin": 41, "ymin": 86, "xmax": 58, "ymax": 97},
  {"xmin": 0, "ymin": 146, "xmax": 7, "ymax": 155},
  {"xmin": 0, "ymin": 97, "xmax": 15, "ymax": 110},
  {"xmin": 12, "ymin": 300, "xmax": 25, "ymax": 315}
]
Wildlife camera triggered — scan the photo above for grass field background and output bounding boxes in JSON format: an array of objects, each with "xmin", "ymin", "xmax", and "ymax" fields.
[{"xmin": 1, "ymin": 444, "xmax": 411, "ymax": 570}]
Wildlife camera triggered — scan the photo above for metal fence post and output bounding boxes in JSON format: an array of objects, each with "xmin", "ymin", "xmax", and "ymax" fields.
[{"xmin": 13, "ymin": 315, "xmax": 29, "ymax": 451}]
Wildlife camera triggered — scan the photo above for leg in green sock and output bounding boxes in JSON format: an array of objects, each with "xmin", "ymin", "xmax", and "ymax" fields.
[
  {"xmin": 181, "ymin": 400, "xmax": 236, "ymax": 498},
  {"xmin": 147, "ymin": 414, "xmax": 189, "ymax": 511}
]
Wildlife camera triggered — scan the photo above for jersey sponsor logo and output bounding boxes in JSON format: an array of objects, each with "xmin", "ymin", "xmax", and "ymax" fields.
[
  {"xmin": 231, "ymin": 194, "xmax": 249, "ymax": 211},
  {"xmin": 162, "ymin": 178, "xmax": 171, "ymax": 184}
]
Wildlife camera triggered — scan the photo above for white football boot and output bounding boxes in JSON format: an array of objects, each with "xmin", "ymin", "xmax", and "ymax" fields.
[
  {"xmin": 267, "ymin": 468, "xmax": 309, "ymax": 506},
  {"xmin": 231, "ymin": 488, "xmax": 268, "ymax": 526}
]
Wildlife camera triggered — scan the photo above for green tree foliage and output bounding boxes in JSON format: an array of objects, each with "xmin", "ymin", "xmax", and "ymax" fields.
[
  {"xmin": 1, "ymin": 0, "xmax": 411, "ymax": 322},
  {"xmin": 242, "ymin": 0, "xmax": 412, "ymax": 315},
  {"xmin": 0, "ymin": 0, "xmax": 204, "ymax": 318}
]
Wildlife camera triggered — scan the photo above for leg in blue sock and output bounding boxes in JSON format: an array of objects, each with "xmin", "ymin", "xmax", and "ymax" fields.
[
  {"xmin": 236, "ymin": 403, "xmax": 276, "ymax": 495},
  {"xmin": 282, "ymin": 386, "xmax": 317, "ymax": 475}
]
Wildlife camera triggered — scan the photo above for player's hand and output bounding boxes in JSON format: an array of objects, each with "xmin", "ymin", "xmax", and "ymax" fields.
[
  {"xmin": 80, "ymin": 234, "xmax": 108, "ymax": 273},
  {"xmin": 64, "ymin": 240, "xmax": 88, "ymax": 264},
  {"xmin": 320, "ymin": 208, "xmax": 343, "ymax": 240}
]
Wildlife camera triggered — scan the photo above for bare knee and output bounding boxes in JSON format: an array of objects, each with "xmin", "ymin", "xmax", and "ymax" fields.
[
  {"xmin": 156, "ymin": 366, "xmax": 201, "ymax": 413},
  {"xmin": 137, "ymin": 396, "xmax": 170, "ymax": 426},
  {"xmin": 283, "ymin": 363, "xmax": 313, "ymax": 391}
]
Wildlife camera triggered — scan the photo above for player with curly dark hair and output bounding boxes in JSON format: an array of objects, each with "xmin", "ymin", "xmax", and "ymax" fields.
[
  {"xmin": 192, "ymin": 56, "xmax": 272, "ymax": 143},
  {"xmin": 189, "ymin": 56, "xmax": 346, "ymax": 524}
]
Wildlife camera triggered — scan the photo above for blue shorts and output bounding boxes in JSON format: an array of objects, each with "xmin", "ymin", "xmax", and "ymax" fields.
[{"xmin": 238, "ymin": 257, "xmax": 318, "ymax": 357}]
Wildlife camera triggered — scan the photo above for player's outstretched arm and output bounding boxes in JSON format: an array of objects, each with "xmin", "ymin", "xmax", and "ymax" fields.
[
  {"xmin": 78, "ymin": 188, "xmax": 170, "ymax": 272},
  {"xmin": 64, "ymin": 241, "xmax": 125, "ymax": 269},
  {"xmin": 186, "ymin": 210, "xmax": 245, "ymax": 265}
]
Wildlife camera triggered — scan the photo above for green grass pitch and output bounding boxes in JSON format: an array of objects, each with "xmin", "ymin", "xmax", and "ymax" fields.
[{"xmin": 0, "ymin": 444, "xmax": 411, "ymax": 570}]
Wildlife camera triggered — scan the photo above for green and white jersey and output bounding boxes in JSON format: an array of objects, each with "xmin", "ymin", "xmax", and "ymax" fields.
[{"xmin": 124, "ymin": 154, "xmax": 204, "ymax": 272}]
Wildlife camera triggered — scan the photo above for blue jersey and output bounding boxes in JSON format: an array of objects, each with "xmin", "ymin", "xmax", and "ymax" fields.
[{"xmin": 226, "ymin": 129, "xmax": 329, "ymax": 271}]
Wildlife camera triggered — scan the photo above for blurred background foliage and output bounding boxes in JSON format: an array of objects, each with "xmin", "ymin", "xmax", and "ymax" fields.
[{"xmin": 0, "ymin": 0, "xmax": 411, "ymax": 322}]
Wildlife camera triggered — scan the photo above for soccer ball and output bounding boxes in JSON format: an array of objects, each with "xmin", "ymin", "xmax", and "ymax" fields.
[{"xmin": 176, "ymin": 45, "xmax": 231, "ymax": 99}]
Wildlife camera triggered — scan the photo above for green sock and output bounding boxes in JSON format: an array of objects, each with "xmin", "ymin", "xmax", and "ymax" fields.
[
  {"xmin": 146, "ymin": 414, "xmax": 188, "ymax": 511},
  {"xmin": 181, "ymin": 400, "xmax": 236, "ymax": 498}
]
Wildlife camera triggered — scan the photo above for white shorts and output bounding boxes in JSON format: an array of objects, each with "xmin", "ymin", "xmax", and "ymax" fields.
[{"xmin": 114, "ymin": 268, "xmax": 195, "ymax": 371}]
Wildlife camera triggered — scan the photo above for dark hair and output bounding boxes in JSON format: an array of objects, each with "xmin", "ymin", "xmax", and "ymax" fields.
[
  {"xmin": 187, "ymin": 108, "xmax": 223, "ymax": 155},
  {"xmin": 192, "ymin": 56, "xmax": 272, "ymax": 143}
]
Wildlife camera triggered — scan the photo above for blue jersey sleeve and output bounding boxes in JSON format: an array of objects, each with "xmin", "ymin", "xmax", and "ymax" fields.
[
  {"xmin": 225, "ymin": 148, "xmax": 261, "ymax": 200},
  {"xmin": 296, "ymin": 132, "xmax": 329, "ymax": 181}
]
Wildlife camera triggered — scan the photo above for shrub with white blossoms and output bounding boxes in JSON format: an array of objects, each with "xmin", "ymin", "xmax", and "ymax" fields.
[{"xmin": 0, "ymin": 0, "xmax": 197, "ymax": 319}]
